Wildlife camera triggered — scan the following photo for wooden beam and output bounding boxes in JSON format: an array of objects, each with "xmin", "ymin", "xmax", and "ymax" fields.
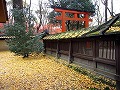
[
  {"xmin": 0, "ymin": 0, "xmax": 8, "ymax": 23},
  {"xmin": 56, "ymin": 16, "xmax": 92, "ymax": 21},
  {"xmin": 55, "ymin": 8, "xmax": 89, "ymax": 14}
]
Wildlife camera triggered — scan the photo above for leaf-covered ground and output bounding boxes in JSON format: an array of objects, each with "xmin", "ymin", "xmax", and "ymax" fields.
[{"xmin": 0, "ymin": 51, "xmax": 115, "ymax": 90}]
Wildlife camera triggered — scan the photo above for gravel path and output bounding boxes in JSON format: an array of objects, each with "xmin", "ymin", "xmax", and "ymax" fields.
[{"xmin": 0, "ymin": 51, "xmax": 115, "ymax": 90}]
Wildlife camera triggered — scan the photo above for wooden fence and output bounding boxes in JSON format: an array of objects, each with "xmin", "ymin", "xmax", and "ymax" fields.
[
  {"xmin": 0, "ymin": 39, "xmax": 8, "ymax": 51},
  {"xmin": 43, "ymin": 34, "xmax": 120, "ymax": 89}
]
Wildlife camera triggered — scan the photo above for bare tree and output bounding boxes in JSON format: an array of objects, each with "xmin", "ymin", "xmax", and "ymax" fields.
[
  {"xmin": 6, "ymin": 0, "xmax": 13, "ymax": 21},
  {"xmin": 91, "ymin": 0, "xmax": 115, "ymax": 26},
  {"xmin": 36, "ymin": 0, "xmax": 42, "ymax": 32},
  {"xmin": 105, "ymin": 0, "xmax": 108, "ymax": 22},
  {"xmin": 101, "ymin": 0, "xmax": 115, "ymax": 22},
  {"xmin": 111, "ymin": 0, "xmax": 113, "ymax": 17},
  {"xmin": 93, "ymin": 0, "xmax": 104, "ymax": 25},
  {"xmin": 35, "ymin": 0, "xmax": 50, "ymax": 33}
]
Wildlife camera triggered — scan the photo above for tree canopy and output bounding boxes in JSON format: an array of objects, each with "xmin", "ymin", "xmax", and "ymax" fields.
[
  {"xmin": 49, "ymin": 0, "xmax": 95, "ymax": 13},
  {"xmin": 6, "ymin": 0, "xmax": 47, "ymax": 58}
]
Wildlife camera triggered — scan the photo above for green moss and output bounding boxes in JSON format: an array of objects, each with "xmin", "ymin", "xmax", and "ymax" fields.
[
  {"xmin": 87, "ymin": 31, "xmax": 100, "ymax": 36},
  {"xmin": 43, "ymin": 26, "xmax": 120, "ymax": 40}
]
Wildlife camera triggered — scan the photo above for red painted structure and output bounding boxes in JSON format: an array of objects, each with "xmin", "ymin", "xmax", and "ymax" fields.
[
  {"xmin": 0, "ymin": 0, "xmax": 8, "ymax": 23},
  {"xmin": 54, "ymin": 8, "xmax": 92, "ymax": 32}
]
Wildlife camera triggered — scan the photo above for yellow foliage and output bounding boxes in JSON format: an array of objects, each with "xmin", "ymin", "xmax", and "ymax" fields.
[{"xmin": 0, "ymin": 51, "xmax": 115, "ymax": 90}]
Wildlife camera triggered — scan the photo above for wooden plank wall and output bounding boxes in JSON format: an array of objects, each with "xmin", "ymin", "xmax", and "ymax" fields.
[
  {"xmin": 44, "ymin": 35, "xmax": 120, "ymax": 89},
  {"xmin": 0, "ymin": 0, "xmax": 8, "ymax": 23},
  {"xmin": 0, "ymin": 40, "xmax": 9, "ymax": 51},
  {"xmin": 115, "ymin": 35, "xmax": 120, "ymax": 90}
]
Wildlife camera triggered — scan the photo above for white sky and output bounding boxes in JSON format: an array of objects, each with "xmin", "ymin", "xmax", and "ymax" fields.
[
  {"xmin": 90, "ymin": 0, "xmax": 120, "ymax": 25},
  {"xmin": 26, "ymin": 0, "xmax": 120, "ymax": 13},
  {"xmin": 112, "ymin": 0, "xmax": 120, "ymax": 13},
  {"xmin": 27, "ymin": 0, "xmax": 120, "ymax": 25},
  {"xmin": 99, "ymin": 0, "xmax": 120, "ymax": 16},
  {"xmin": 24, "ymin": 0, "xmax": 49, "ymax": 9},
  {"xmin": 6, "ymin": 0, "xmax": 120, "ymax": 15},
  {"xmin": 7, "ymin": 0, "xmax": 120, "ymax": 25}
]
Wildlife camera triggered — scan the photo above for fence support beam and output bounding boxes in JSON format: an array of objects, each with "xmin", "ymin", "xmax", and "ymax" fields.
[
  {"xmin": 56, "ymin": 40, "xmax": 60, "ymax": 59},
  {"xmin": 115, "ymin": 36, "xmax": 120, "ymax": 90},
  {"xmin": 93, "ymin": 40, "xmax": 98, "ymax": 70},
  {"xmin": 68, "ymin": 39, "xmax": 73, "ymax": 64},
  {"xmin": 43, "ymin": 40, "xmax": 46, "ymax": 54}
]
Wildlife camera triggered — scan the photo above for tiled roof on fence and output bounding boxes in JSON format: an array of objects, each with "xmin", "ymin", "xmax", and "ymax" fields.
[
  {"xmin": 43, "ymin": 26, "xmax": 120, "ymax": 40},
  {"xmin": 43, "ymin": 13, "xmax": 120, "ymax": 40},
  {"xmin": 85, "ymin": 26, "xmax": 120, "ymax": 37},
  {"xmin": 0, "ymin": 35, "xmax": 13, "ymax": 39},
  {"xmin": 43, "ymin": 28, "xmax": 90, "ymax": 40}
]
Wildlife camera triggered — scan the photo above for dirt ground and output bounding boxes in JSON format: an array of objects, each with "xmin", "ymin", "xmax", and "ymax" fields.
[{"xmin": 0, "ymin": 51, "xmax": 115, "ymax": 90}]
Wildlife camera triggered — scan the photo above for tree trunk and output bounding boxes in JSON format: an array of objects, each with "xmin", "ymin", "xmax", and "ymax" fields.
[
  {"xmin": 23, "ymin": 53, "xmax": 29, "ymax": 58},
  {"xmin": 105, "ymin": 0, "xmax": 108, "ymax": 22},
  {"xmin": 37, "ymin": 0, "xmax": 42, "ymax": 33},
  {"xmin": 13, "ymin": 0, "xmax": 23, "ymax": 9},
  {"xmin": 66, "ymin": 20, "xmax": 70, "ymax": 31}
]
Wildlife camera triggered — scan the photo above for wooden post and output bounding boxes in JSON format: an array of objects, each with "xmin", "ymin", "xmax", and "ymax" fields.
[
  {"xmin": 93, "ymin": 40, "xmax": 98, "ymax": 70},
  {"xmin": 43, "ymin": 40, "xmax": 46, "ymax": 54},
  {"xmin": 62, "ymin": 11, "xmax": 66, "ymax": 32},
  {"xmin": 68, "ymin": 39, "xmax": 73, "ymax": 64},
  {"xmin": 74, "ymin": 13, "xmax": 78, "ymax": 19},
  {"xmin": 115, "ymin": 36, "xmax": 120, "ymax": 90},
  {"xmin": 84, "ymin": 13, "xmax": 89, "ymax": 28},
  {"xmin": 56, "ymin": 40, "xmax": 60, "ymax": 59},
  {"xmin": 50, "ymin": 41, "xmax": 52, "ymax": 55}
]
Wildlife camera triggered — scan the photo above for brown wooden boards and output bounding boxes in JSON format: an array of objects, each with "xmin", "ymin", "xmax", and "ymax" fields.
[{"xmin": 0, "ymin": 0, "xmax": 8, "ymax": 23}]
